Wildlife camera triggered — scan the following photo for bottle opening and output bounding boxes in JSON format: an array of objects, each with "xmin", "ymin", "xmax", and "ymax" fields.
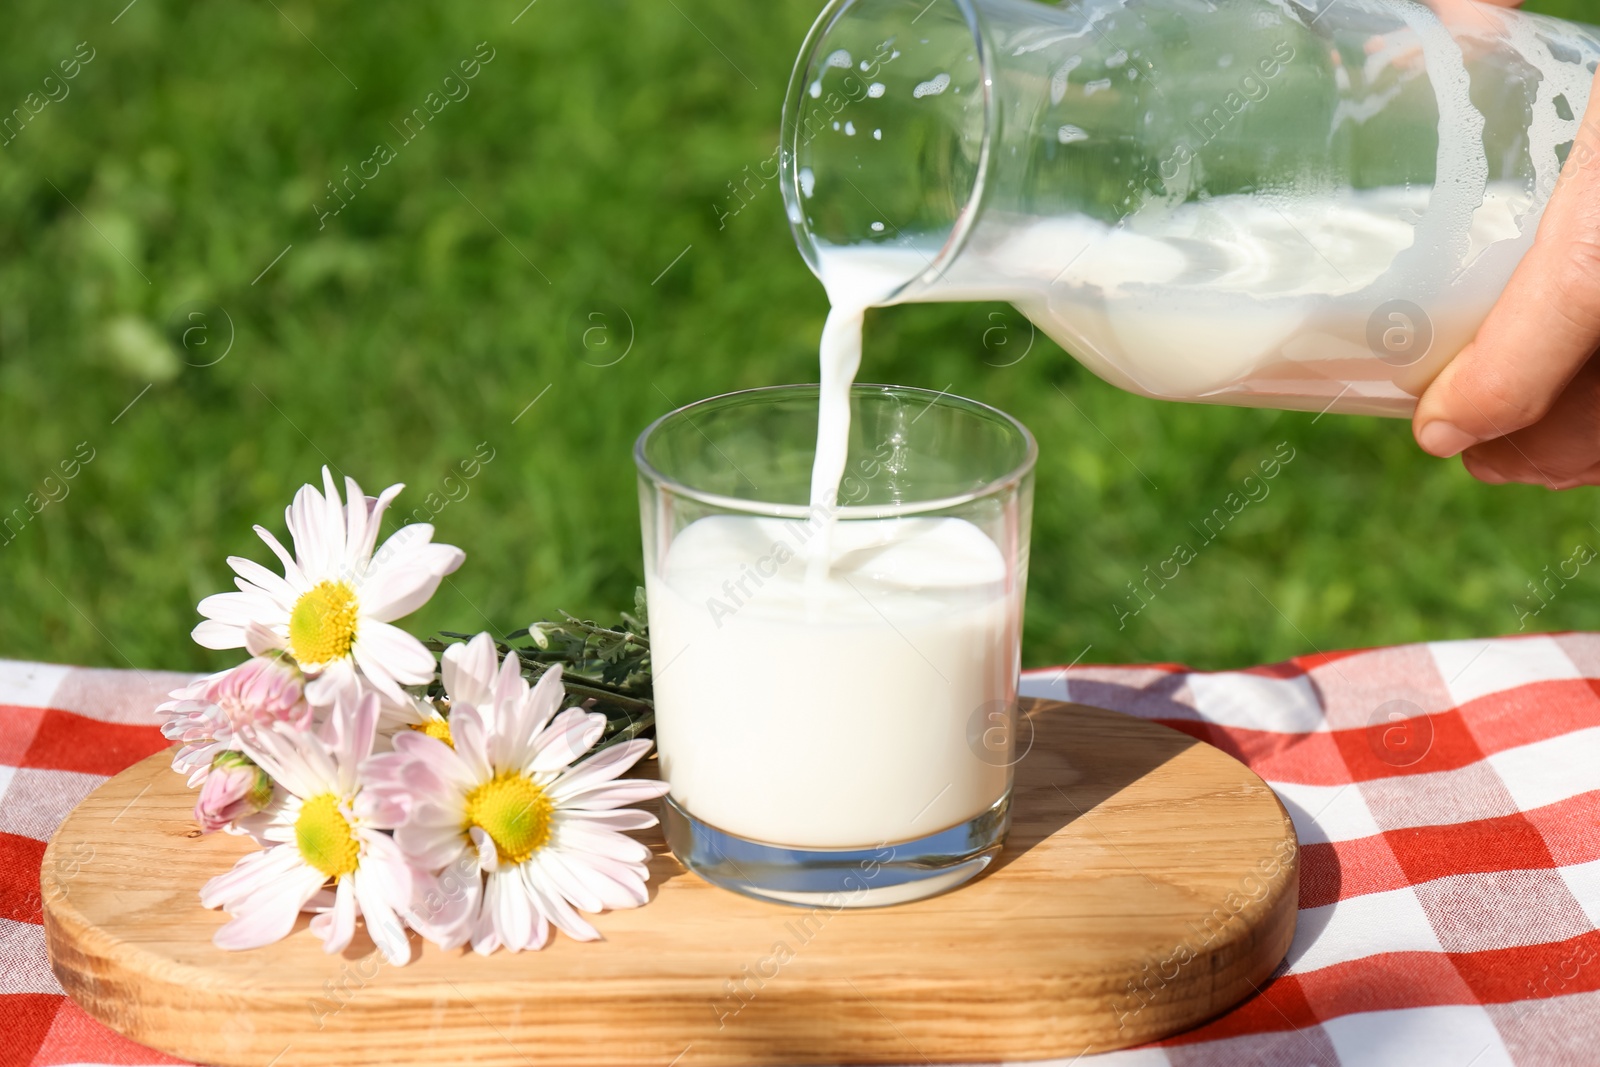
[{"xmin": 781, "ymin": 0, "xmax": 992, "ymax": 304}]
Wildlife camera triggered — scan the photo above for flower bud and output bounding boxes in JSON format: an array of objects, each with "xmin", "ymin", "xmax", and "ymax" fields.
[
  {"xmin": 195, "ymin": 751, "xmax": 274, "ymax": 833},
  {"xmin": 204, "ymin": 653, "xmax": 312, "ymax": 734}
]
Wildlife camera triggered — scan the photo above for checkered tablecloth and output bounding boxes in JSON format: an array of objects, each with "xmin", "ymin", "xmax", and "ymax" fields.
[{"xmin": 4, "ymin": 634, "xmax": 1599, "ymax": 1066}]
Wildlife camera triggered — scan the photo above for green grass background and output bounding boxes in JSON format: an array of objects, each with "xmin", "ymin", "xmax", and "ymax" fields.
[{"xmin": 0, "ymin": 0, "xmax": 1595, "ymax": 675}]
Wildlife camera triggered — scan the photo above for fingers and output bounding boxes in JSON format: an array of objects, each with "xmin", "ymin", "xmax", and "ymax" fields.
[
  {"xmin": 1413, "ymin": 65, "xmax": 1600, "ymax": 458},
  {"xmin": 1459, "ymin": 355, "xmax": 1600, "ymax": 487}
]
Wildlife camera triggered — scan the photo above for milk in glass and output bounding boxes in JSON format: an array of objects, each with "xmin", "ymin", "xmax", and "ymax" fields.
[{"xmin": 648, "ymin": 262, "xmax": 1019, "ymax": 849}]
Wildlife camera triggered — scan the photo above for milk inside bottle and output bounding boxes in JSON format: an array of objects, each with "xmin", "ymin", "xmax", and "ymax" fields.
[{"xmin": 781, "ymin": 0, "xmax": 1600, "ymax": 416}]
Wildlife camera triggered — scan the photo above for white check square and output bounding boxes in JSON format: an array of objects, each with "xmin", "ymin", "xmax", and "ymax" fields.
[
  {"xmin": 1286, "ymin": 886, "xmax": 1442, "ymax": 974},
  {"xmin": 1431, "ymin": 636, "xmax": 1580, "ymax": 708},
  {"xmin": 1187, "ymin": 671, "xmax": 1326, "ymax": 734}
]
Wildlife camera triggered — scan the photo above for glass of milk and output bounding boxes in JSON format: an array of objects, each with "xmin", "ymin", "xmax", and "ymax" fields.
[{"xmin": 636, "ymin": 384, "xmax": 1035, "ymax": 907}]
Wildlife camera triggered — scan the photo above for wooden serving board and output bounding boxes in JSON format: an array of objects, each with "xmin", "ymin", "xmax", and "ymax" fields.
[{"xmin": 42, "ymin": 700, "xmax": 1298, "ymax": 1066}]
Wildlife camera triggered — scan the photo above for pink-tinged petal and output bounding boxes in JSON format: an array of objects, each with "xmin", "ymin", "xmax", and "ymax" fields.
[
  {"xmin": 396, "ymin": 815, "xmax": 472, "ymax": 871},
  {"xmin": 521, "ymin": 665, "xmax": 565, "ymax": 742},
  {"xmin": 550, "ymin": 821, "xmax": 652, "ymax": 864},
  {"xmin": 528, "ymin": 908, "xmax": 551, "ymax": 951},
  {"xmin": 349, "ymin": 644, "xmax": 407, "ymax": 707},
  {"xmin": 288, "ymin": 725, "xmax": 341, "ymax": 795},
  {"xmin": 548, "ymin": 739, "xmax": 656, "ymax": 801},
  {"xmin": 360, "ymin": 834, "xmax": 416, "ymax": 908},
  {"xmin": 449, "ymin": 705, "xmax": 494, "ymax": 783},
  {"xmin": 305, "ymin": 660, "xmax": 359, "ymax": 708},
  {"xmin": 354, "ymin": 866, "xmax": 412, "ymax": 966},
  {"xmin": 211, "ymin": 865, "xmax": 326, "ymax": 951},
  {"xmin": 313, "ymin": 700, "xmax": 342, "ymax": 749},
  {"xmin": 354, "ymin": 622, "xmax": 435, "ymax": 687},
  {"xmin": 470, "ymin": 874, "xmax": 503, "ymax": 956},
  {"xmin": 494, "ymin": 650, "xmax": 526, "ymax": 713},
  {"xmin": 354, "ymin": 752, "xmax": 410, "ymax": 825},
  {"xmin": 176, "ymin": 740, "xmax": 226, "ymax": 787},
  {"xmin": 407, "ymin": 797, "xmax": 471, "ymax": 829},
  {"xmin": 494, "ymin": 866, "xmax": 535, "ymax": 951},
  {"xmin": 556, "ymin": 808, "xmax": 659, "ymax": 833},
  {"xmin": 469, "ymin": 826, "xmax": 499, "ymax": 872},
  {"xmin": 488, "ymin": 652, "xmax": 530, "ymax": 765},
  {"xmin": 355, "ymin": 789, "xmax": 408, "ymax": 830},
  {"xmin": 315, "ymin": 877, "xmax": 358, "ymax": 954},
  {"xmin": 408, "ymin": 859, "xmax": 477, "ymax": 951},
  {"xmin": 253, "ymin": 524, "xmax": 307, "ymax": 588},
  {"xmin": 522, "ymin": 864, "xmax": 600, "ymax": 942},
  {"xmin": 345, "ymin": 691, "xmax": 381, "ymax": 771},
  {"xmin": 296, "ymin": 729, "xmax": 343, "ymax": 791},
  {"xmin": 543, "ymin": 848, "xmax": 647, "ymax": 910},
  {"xmin": 581, "ymin": 855, "xmax": 652, "ymax": 908},
  {"xmin": 200, "ymin": 845, "xmax": 300, "ymax": 909},
  {"xmin": 160, "ymin": 677, "xmax": 211, "ymax": 704},
  {"xmin": 557, "ymin": 778, "xmax": 672, "ymax": 811},
  {"xmin": 533, "ymin": 850, "xmax": 604, "ymax": 913},
  {"xmin": 389, "ymin": 728, "xmax": 455, "ymax": 765},
  {"xmin": 239, "ymin": 730, "xmax": 320, "ymax": 801},
  {"xmin": 232, "ymin": 808, "xmax": 281, "ymax": 845},
  {"xmin": 526, "ymin": 709, "xmax": 607, "ymax": 774},
  {"xmin": 441, "ymin": 634, "xmax": 499, "ymax": 709},
  {"xmin": 389, "ymin": 731, "xmax": 476, "ymax": 796}
]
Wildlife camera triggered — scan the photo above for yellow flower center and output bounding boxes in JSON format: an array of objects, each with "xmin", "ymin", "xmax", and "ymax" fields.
[
  {"xmin": 463, "ymin": 772, "xmax": 552, "ymax": 866},
  {"xmin": 409, "ymin": 717, "xmax": 454, "ymax": 747},
  {"xmin": 288, "ymin": 580, "xmax": 359, "ymax": 665},
  {"xmin": 295, "ymin": 793, "xmax": 361, "ymax": 879}
]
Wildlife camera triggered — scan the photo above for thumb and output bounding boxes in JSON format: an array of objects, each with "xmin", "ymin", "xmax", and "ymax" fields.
[{"xmin": 1413, "ymin": 67, "xmax": 1600, "ymax": 457}]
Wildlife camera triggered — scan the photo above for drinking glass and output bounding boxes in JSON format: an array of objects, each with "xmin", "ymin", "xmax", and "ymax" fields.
[{"xmin": 636, "ymin": 384, "xmax": 1035, "ymax": 907}]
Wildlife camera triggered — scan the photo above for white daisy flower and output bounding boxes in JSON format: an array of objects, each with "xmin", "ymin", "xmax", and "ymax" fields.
[
  {"xmin": 384, "ymin": 633, "xmax": 667, "ymax": 954},
  {"xmin": 201, "ymin": 692, "xmax": 422, "ymax": 964},
  {"xmin": 191, "ymin": 467, "xmax": 464, "ymax": 707}
]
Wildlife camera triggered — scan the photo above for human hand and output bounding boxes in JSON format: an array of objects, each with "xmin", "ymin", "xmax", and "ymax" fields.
[{"xmin": 1411, "ymin": 6, "xmax": 1600, "ymax": 488}]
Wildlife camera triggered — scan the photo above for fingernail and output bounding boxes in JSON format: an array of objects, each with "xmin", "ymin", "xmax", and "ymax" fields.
[{"xmin": 1418, "ymin": 421, "xmax": 1479, "ymax": 458}]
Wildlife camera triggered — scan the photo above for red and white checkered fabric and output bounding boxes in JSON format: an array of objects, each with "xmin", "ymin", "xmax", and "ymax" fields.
[
  {"xmin": 3, "ymin": 635, "xmax": 1598, "ymax": 1065},
  {"xmin": 0, "ymin": 660, "xmax": 193, "ymax": 1067}
]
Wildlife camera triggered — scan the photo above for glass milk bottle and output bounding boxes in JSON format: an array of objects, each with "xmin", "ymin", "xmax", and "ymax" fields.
[{"xmin": 782, "ymin": 0, "xmax": 1600, "ymax": 416}]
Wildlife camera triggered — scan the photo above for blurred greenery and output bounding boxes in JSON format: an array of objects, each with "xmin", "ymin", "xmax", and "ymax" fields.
[{"xmin": 0, "ymin": 0, "xmax": 1595, "ymax": 675}]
